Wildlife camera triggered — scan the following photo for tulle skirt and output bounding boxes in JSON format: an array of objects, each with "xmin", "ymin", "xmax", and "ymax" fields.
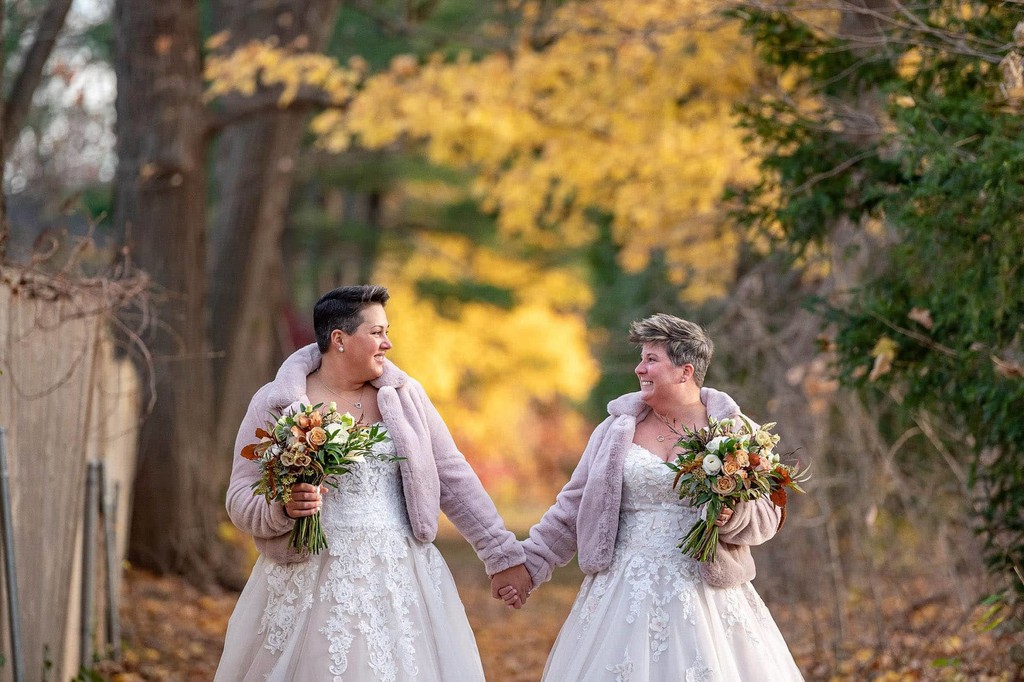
[{"xmin": 543, "ymin": 529, "xmax": 803, "ymax": 681}]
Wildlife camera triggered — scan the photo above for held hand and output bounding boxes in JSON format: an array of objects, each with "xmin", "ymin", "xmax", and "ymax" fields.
[
  {"xmin": 490, "ymin": 564, "xmax": 532, "ymax": 610},
  {"xmin": 713, "ymin": 507, "xmax": 734, "ymax": 527},
  {"xmin": 284, "ymin": 483, "xmax": 327, "ymax": 519},
  {"xmin": 497, "ymin": 585, "xmax": 520, "ymax": 607}
]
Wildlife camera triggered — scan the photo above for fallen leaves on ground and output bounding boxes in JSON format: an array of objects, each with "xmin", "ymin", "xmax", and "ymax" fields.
[{"xmin": 98, "ymin": 542, "xmax": 1023, "ymax": 681}]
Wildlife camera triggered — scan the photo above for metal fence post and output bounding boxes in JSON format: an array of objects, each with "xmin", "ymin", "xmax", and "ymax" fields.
[
  {"xmin": 103, "ymin": 479, "xmax": 121, "ymax": 662},
  {"xmin": 80, "ymin": 461, "xmax": 100, "ymax": 669},
  {"xmin": 0, "ymin": 427, "xmax": 24, "ymax": 682}
]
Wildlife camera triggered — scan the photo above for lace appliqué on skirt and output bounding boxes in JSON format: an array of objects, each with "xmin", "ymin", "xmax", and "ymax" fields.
[{"xmin": 541, "ymin": 444, "xmax": 804, "ymax": 681}]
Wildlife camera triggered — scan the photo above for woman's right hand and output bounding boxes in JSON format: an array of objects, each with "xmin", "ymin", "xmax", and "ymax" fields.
[{"xmin": 284, "ymin": 483, "xmax": 326, "ymax": 518}]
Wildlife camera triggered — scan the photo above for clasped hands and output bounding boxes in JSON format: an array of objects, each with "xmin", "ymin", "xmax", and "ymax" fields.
[
  {"xmin": 489, "ymin": 506, "xmax": 732, "ymax": 610},
  {"xmin": 490, "ymin": 564, "xmax": 532, "ymax": 610}
]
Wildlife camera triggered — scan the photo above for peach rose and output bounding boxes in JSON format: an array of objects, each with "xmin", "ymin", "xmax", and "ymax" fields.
[
  {"xmin": 306, "ymin": 426, "xmax": 328, "ymax": 449},
  {"xmin": 722, "ymin": 459, "xmax": 741, "ymax": 476},
  {"xmin": 712, "ymin": 475, "xmax": 737, "ymax": 495},
  {"xmin": 296, "ymin": 414, "xmax": 312, "ymax": 430},
  {"xmin": 309, "ymin": 411, "xmax": 323, "ymax": 428},
  {"xmin": 734, "ymin": 450, "xmax": 749, "ymax": 467}
]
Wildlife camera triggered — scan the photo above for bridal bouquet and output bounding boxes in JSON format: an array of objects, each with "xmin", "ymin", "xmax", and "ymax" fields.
[
  {"xmin": 666, "ymin": 416, "xmax": 807, "ymax": 562},
  {"xmin": 241, "ymin": 402, "xmax": 392, "ymax": 554}
]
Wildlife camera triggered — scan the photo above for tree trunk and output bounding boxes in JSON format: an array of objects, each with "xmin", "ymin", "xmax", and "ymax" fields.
[
  {"xmin": 0, "ymin": 1, "xmax": 6, "ymax": 253},
  {"xmin": 207, "ymin": 0, "xmax": 342, "ymax": 475},
  {"xmin": 113, "ymin": 0, "xmax": 223, "ymax": 582}
]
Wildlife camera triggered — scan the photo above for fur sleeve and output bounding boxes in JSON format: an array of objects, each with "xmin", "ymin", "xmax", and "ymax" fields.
[{"xmin": 521, "ymin": 419, "xmax": 613, "ymax": 588}]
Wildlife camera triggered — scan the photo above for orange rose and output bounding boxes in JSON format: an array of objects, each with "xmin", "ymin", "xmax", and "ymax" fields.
[
  {"xmin": 734, "ymin": 450, "xmax": 749, "ymax": 467},
  {"xmin": 306, "ymin": 426, "xmax": 328, "ymax": 449},
  {"xmin": 770, "ymin": 487, "xmax": 788, "ymax": 507},
  {"xmin": 722, "ymin": 459, "xmax": 741, "ymax": 476},
  {"xmin": 309, "ymin": 411, "xmax": 323, "ymax": 428},
  {"xmin": 296, "ymin": 414, "xmax": 312, "ymax": 430}
]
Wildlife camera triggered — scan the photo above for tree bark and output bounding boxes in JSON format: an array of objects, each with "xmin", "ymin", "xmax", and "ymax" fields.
[
  {"xmin": 207, "ymin": 0, "xmax": 342, "ymax": 476},
  {"xmin": 1, "ymin": 0, "xmax": 7, "ymax": 252},
  {"xmin": 113, "ymin": 0, "xmax": 222, "ymax": 582},
  {"xmin": 2, "ymin": 0, "xmax": 74, "ymax": 159}
]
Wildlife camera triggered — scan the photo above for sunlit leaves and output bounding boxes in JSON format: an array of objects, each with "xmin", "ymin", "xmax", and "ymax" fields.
[
  {"xmin": 204, "ymin": 35, "xmax": 363, "ymax": 106},
  {"xmin": 380, "ymin": 231, "xmax": 598, "ymax": 472},
  {"xmin": 314, "ymin": 0, "xmax": 759, "ymax": 301}
]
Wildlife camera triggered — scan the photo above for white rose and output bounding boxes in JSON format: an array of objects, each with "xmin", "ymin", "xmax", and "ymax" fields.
[
  {"xmin": 706, "ymin": 436, "xmax": 729, "ymax": 454},
  {"xmin": 702, "ymin": 454, "xmax": 723, "ymax": 475},
  {"xmin": 325, "ymin": 422, "xmax": 349, "ymax": 440}
]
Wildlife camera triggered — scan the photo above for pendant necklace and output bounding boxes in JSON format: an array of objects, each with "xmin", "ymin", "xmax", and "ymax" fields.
[
  {"xmin": 652, "ymin": 411, "xmax": 678, "ymax": 443},
  {"xmin": 318, "ymin": 373, "xmax": 367, "ymax": 411}
]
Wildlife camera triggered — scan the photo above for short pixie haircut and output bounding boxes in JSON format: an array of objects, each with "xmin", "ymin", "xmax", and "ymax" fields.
[
  {"xmin": 628, "ymin": 313, "xmax": 714, "ymax": 386},
  {"xmin": 313, "ymin": 285, "xmax": 390, "ymax": 352}
]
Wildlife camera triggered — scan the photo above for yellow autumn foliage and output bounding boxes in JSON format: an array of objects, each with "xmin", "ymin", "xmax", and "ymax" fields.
[
  {"xmin": 313, "ymin": 0, "xmax": 759, "ymax": 300},
  {"xmin": 204, "ymin": 2, "xmax": 764, "ymax": 298},
  {"xmin": 377, "ymin": 231, "xmax": 598, "ymax": 502}
]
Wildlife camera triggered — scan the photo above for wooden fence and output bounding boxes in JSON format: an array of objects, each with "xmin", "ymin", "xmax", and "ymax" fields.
[{"xmin": 0, "ymin": 267, "xmax": 141, "ymax": 681}]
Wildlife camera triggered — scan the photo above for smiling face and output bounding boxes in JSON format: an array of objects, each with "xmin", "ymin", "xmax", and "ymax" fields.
[
  {"xmin": 335, "ymin": 303, "xmax": 392, "ymax": 381},
  {"xmin": 635, "ymin": 342, "xmax": 689, "ymax": 403}
]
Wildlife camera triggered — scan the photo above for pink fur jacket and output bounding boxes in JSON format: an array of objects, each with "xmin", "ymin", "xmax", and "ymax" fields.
[
  {"xmin": 225, "ymin": 343, "xmax": 526, "ymax": 576},
  {"xmin": 523, "ymin": 388, "xmax": 784, "ymax": 589}
]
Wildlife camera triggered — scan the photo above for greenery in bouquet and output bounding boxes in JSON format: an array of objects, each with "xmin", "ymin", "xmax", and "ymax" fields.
[
  {"xmin": 241, "ymin": 402, "xmax": 394, "ymax": 554},
  {"xmin": 667, "ymin": 415, "xmax": 807, "ymax": 562}
]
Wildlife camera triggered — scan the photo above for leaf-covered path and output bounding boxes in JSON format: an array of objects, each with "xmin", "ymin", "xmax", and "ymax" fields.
[{"xmin": 101, "ymin": 539, "xmax": 1022, "ymax": 681}]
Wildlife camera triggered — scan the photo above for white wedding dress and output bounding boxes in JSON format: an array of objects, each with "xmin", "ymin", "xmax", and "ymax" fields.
[
  {"xmin": 543, "ymin": 443, "xmax": 803, "ymax": 681},
  {"xmin": 216, "ymin": 430, "xmax": 485, "ymax": 681}
]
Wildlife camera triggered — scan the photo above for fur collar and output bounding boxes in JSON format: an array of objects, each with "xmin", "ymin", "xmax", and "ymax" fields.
[
  {"xmin": 606, "ymin": 386, "xmax": 741, "ymax": 421},
  {"xmin": 266, "ymin": 342, "xmax": 409, "ymax": 410}
]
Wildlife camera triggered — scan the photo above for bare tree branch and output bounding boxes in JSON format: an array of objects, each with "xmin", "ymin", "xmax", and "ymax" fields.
[
  {"xmin": 737, "ymin": 0, "xmax": 1010, "ymax": 63},
  {"xmin": 2, "ymin": 0, "xmax": 74, "ymax": 159},
  {"xmin": 204, "ymin": 89, "xmax": 353, "ymax": 137}
]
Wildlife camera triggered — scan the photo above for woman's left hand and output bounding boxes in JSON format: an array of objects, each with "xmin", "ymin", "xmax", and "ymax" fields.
[{"xmin": 713, "ymin": 507, "xmax": 734, "ymax": 527}]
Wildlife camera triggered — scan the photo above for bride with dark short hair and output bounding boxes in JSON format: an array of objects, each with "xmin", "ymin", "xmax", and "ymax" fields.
[{"xmin": 217, "ymin": 284, "xmax": 531, "ymax": 681}]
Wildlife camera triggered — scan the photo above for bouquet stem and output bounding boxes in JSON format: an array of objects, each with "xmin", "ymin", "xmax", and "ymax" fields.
[
  {"xmin": 288, "ymin": 475, "xmax": 328, "ymax": 554},
  {"xmin": 679, "ymin": 499, "xmax": 723, "ymax": 562},
  {"xmin": 289, "ymin": 512, "xmax": 327, "ymax": 554},
  {"xmin": 679, "ymin": 518, "xmax": 720, "ymax": 562}
]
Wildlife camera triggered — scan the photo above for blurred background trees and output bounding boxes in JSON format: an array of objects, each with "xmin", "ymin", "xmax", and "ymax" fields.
[{"xmin": 3, "ymin": 0, "xmax": 1022, "ymax": 666}]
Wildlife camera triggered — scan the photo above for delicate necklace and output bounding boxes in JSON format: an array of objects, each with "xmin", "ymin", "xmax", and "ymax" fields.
[
  {"xmin": 317, "ymin": 373, "xmax": 367, "ymax": 410},
  {"xmin": 652, "ymin": 411, "xmax": 678, "ymax": 443}
]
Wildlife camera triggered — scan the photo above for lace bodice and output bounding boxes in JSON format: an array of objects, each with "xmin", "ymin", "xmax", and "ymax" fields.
[
  {"xmin": 615, "ymin": 444, "xmax": 701, "ymax": 558},
  {"xmin": 319, "ymin": 431, "xmax": 410, "ymax": 537}
]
